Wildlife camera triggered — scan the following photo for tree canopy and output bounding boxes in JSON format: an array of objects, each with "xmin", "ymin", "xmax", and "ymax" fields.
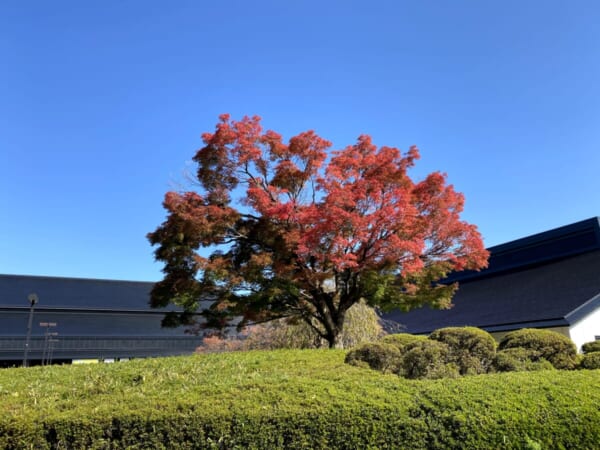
[{"xmin": 148, "ymin": 114, "xmax": 488, "ymax": 347}]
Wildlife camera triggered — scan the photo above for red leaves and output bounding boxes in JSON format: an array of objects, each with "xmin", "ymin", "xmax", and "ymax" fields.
[
  {"xmin": 160, "ymin": 191, "xmax": 240, "ymax": 247},
  {"xmin": 296, "ymin": 138, "xmax": 423, "ymax": 273},
  {"xmin": 165, "ymin": 114, "xmax": 487, "ymax": 276},
  {"xmin": 149, "ymin": 114, "xmax": 489, "ymax": 343}
]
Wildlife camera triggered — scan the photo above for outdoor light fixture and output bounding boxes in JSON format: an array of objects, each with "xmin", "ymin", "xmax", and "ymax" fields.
[
  {"xmin": 22, "ymin": 293, "xmax": 38, "ymax": 367},
  {"xmin": 40, "ymin": 322, "xmax": 58, "ymax": 366}
]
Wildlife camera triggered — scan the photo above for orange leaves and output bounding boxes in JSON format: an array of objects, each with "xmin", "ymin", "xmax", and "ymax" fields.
[
  {"xmin": 287, "ymin": 131, "xmax": 330, "ymax": 166},
  {"xmin": 409, "ymin": 172, "xmax": 488, "ymax": 272},
  {"xmin": 271, "ymin": 159, "xmax": 304, "ymax": 190},
  {"xmin": 159, "ymin": 191, "xmax": 240, "ymax": 248},
  {"xmin": 160, "ymin": 115, "xmax": 488, "ymax": 278},
  {"xmin": 149, "ymin": 114, "xmax": 489, "ymax": 345},
  {"xmin": 287, "ymin": 134, "xmax": 487, "ymax": 276},
  {"xmin": 249, "ymin": 252, "xmax": 273, "ymax": 267},
  {"xmin": 324, "ymin": 136, "xmax": 417, "ymax": 188},
  {"xmin": 293, "ymin": 137, "xmax": 422, "ymax": 273}
]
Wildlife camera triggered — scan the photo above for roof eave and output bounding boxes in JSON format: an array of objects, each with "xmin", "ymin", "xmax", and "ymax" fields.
[{"xmin": 565, "ymin": 291, "xmax": 600, "ymax": 325}]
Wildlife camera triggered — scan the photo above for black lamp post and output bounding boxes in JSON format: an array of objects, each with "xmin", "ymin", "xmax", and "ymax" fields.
[{"xmin": 22, "ymin": 293, "xmax": 38, "ymax": 367}]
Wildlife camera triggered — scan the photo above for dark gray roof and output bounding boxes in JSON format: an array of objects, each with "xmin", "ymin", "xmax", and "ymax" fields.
[
  {"xmin": 383, "ymin": 217, "xmax": 600, "ymax": 333},
  {"xmin": 0, "ymin": 274, "xmax": 155, "ymax": 311},
  {"xmin": 4, "ymin": 218, "xmax": 600, "ymax": 337},
  {"xmin": 384, "ymin": 249, "xmax": 600, "ymax": 334},
  {"xmin": 446, "ymin": 217, "xmax": 600, "ymax": 284}
]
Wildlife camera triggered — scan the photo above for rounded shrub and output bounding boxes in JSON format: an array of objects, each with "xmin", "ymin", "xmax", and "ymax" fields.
[
  {"xmin": 399, "ymin": 340, "xmax": 459, "ymax": 380},
  {"xmin": 579, "ymin": 352, "xmax": 600, "ymax": 370},
  {"xmin": 344, "ymin": 342, "xmax": 401, "ymax": 373},
  {"xmin": 581, "ymin": 340, "xmax": 600, "ymax": 354},
  {"xmin": 379, "ymin": 333, "xmax": 427, "ymax": 351},
  {"xmin": 498, "ymin": 328, "xmax": 578, "ymax": 370},
  {"xmin": 428, "ymin": 326, "xmax": 497, "ymax": 375},
  {"xmin": 492, "ymin": 348, "xmax": 554, "ymax": 373}
]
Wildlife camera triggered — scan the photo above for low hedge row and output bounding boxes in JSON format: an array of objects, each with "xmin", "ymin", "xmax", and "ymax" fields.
[
  {"xmin": 348, "ymin": 328, "xmax": 588, "ymax": 379},
  {"xmin": 498, "ymin": 328, "xmax": 578, "ymax": 369},
  {"xmin": 1, "ymin": 350, "xmax": 599, "ymax": 448},
  {"xmin": 582, "ymin": 340, "xmax": 600, "ymax": 354}
]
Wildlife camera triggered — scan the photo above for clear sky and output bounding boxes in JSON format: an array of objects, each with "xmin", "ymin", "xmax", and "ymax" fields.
[{"xmin": 2, "ymin": 1, "xmax": 599, "ymax": 282}]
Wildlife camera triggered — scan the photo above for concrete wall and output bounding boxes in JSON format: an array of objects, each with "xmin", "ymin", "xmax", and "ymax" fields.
[{"xmin": 568, "ymin": 307, "xmax": 600, "ymax": 352}]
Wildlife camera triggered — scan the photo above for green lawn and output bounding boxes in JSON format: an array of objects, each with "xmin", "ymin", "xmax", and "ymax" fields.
[{"xmin": 1, "ymin": 350, "xmax": 599, "ymax": 449}]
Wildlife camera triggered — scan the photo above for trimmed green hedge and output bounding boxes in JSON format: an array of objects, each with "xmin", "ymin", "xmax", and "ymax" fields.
[
  {"xmin": 345, "ymin": 342, "xmax": 401, "ymax": 373},
  {"xmin": 379, "ymin": 332, "xmax": 427, "ymax": 350},
  {"xmin": 582, "ymin": 340, "xmax": 600, "ymax": 354},
  {"xmin": 580, "ymin": 352, "xmax": 600, "ymax": 370},
  {"xmin": 429, "ymin": 327, "xmax": 497, "ymax": 375},
  {"xmin": 399, "ymin": 340, "xmax": 459, "ymax": 379},
  {"xmin": 1, "ymin": 350, "xmax": 599, "ymax": 449},
  {"xmin": 498, "ymin": 328, "xmax": 578, "ymax": 369},
  {"xmin": 492, "ymin": 348, "xmax": 555, "ymax": 373}
]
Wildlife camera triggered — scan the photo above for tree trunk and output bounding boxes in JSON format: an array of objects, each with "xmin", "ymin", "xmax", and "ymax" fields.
[
  {"xmin": 331, "ymin": 333, "xmax": 344, "ymax": 349},
  {"xmin": 326, "ymin": 323, "xmax": 345, "ymax": 349}
]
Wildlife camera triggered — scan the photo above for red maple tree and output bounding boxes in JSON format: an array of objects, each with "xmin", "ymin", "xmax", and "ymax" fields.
[{"xmin": 148, "ymin": 115, "xmax": 488, "ymax": 348}]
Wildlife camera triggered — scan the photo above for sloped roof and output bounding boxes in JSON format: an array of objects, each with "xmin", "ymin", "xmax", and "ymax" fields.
[
  {"xmin": 383, "ymin": 217, "xmax": 600, "ymax": 333},
  {"xmin": 3, "ymin": 218, "xmax": 600, "ymax": 335},
  {"xmin": 0, "ymin": 275, "xmax": 155, "ymax": 311}
]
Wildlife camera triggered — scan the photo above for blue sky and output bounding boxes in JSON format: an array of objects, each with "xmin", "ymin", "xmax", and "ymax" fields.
[{"xmin": 2, "ymin": 1, "xmax": 599, "ymax": 281}]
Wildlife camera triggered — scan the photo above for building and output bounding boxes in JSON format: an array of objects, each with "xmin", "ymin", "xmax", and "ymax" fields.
[
  {"xmin": 3, "ymin": 218, "xmax": 600, "ymax": 364},
  {"xmin": 383, "ymin": 217, "xmax": 600, "ymax": 351},
  {"xmin": 0, "ymin": 275, "xmax": 203, "ymax": 365}
]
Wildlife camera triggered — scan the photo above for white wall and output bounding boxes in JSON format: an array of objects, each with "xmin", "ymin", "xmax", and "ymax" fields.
[{"xmin": 568, "ymin": 307, "xmax": 600, "ymax": 352}]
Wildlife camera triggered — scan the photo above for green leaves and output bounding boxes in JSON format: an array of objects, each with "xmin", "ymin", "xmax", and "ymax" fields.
[
  {"xmin": 358, "ymin": 268, "xmax": 458, "ymax": 313},
  {"xmin": 148, "ymin": 115, "xmax": 488, "ymax": 346}
]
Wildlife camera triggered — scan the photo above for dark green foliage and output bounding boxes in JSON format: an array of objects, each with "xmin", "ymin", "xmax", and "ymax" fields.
[
  {"xmin": 1, "ymin": 351, "xmax": 600, "ymax": 449},
  {"xmin": 428, "ymin": 326, "xmax": 497, "ymax": 375},
  {"xmin": 579, "ymin": 352, "xmax": 600, "ymax": 370},
  {"xmin": 379, "ymin": 333, "xmax": 427, "ymax": 351},
  {"xmin": 399, "ymin": 340, "xmax": 460, "ymax": 379},
  {"xmin": 344, "ymin": 342, "xmax": 401, "ymax": 373},
  {"xmin": 582, "ymin": 340, "xmax": 600, "ymax": 354},
  {"xmin": 492, "ymin": 348, "xmax": 555, "ymax": 373},
  {"xmin": 498, "ymin": 328, "xmax": 578, "ymax": 369}
]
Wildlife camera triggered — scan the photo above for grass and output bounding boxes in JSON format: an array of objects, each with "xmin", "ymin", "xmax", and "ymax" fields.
[
  {"xmin": 0, "ymin": 350, "xmax": 409, "ymax": 415},
  {"xmin": 0, "ymin": 350, "xmax": 599, "ymax": 448}
]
